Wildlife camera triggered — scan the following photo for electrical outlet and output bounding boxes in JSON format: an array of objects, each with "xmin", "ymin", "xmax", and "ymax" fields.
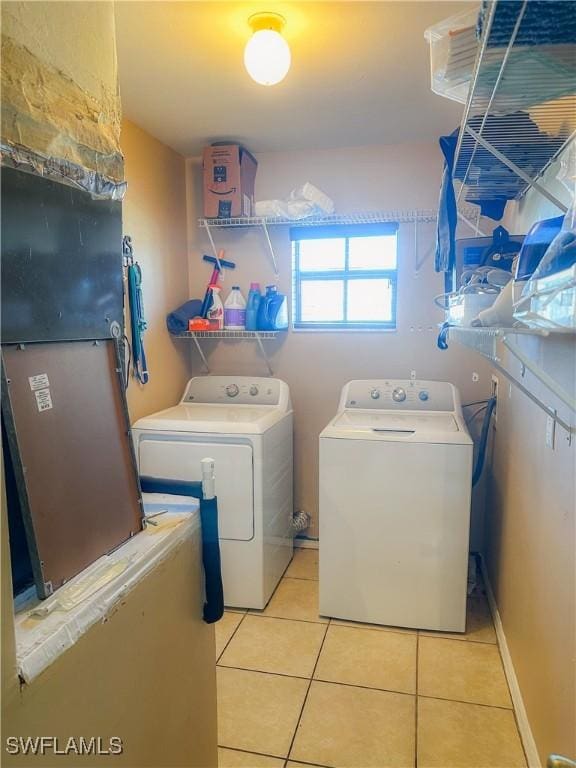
[
  {"xmin": 546, "ymin": 414, "xmax": 556, "ymax": 449},
  {"xmin": 491, "ymin": 374, "xmax": 499, "ymax": 398}
]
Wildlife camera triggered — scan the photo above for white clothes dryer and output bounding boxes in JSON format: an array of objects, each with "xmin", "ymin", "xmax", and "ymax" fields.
[{"xmin": 132, "ymin": 376, "xmax": 293, "ymax": 609}]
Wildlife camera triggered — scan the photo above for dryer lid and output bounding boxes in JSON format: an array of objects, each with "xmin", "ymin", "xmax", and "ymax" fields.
[{"xmin": 132, "ymin": 403, "xmax": 286, "ymax": 435}]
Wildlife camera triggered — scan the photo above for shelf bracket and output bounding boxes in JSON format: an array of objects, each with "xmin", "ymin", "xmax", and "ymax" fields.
[
  {"xmin": 501, "ymin": 333, "xmax": 576, "ymax": 413},
  {"xmin": 457, "ymin": 207, "xmax": 489, "ymax": 237},
  {"xmin": 464, "ymin": 127, "xmax": 569, "ymax": 213},
  {"xmin": 413, "ymin": 221, "xmax": 436, "ymax": 273},
  {"xmin": 490, "ymin": 356, "xmax": 574, "ymax": 435},
  {"xmin": 202, "ymin": 221, "xmax": 223, "ymax": 271},
  {"xmin": 261, "ymin": 221, "xmax": 279, "ymax": 276},
  {"xmin": 191, "ymin": 334, "xmax": 210, "ymax": 373},
  {"xmin": 254, "ymin": 332, "xmax": 274, "ymax": 376},
  {"xmin": 448, "ymin": 327, "xmax": 575, "ymax": 434}
]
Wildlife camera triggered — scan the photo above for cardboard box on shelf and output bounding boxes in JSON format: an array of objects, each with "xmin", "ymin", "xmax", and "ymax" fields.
[{"xmin": 202, "ymin": 143, "xmax": 258, "ymax": 219}]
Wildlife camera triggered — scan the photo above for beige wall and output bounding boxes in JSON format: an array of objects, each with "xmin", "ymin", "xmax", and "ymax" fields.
[
  {"xmin": 2, "ymin": 1, "xmax": 117, "ymax": 98},
  {"xmin": 187, "ymin": 143, "xmax": 492, "ymax": 538},
  {"xmin": 122, "ymin": 119, "xmax": 191, "ymax": 423},
  {"xmin": 1, "ymin": 1, "xmax": 122, "ymax": 180},
  {"xmin": 485, "ymin": 161, "xmax": 576, "ymax": 764}
]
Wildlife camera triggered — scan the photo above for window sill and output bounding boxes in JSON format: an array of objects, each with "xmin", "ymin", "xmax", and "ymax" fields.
[{"xmin": 13, "ymin": 509, "xmax": 200, "ymax": 684}]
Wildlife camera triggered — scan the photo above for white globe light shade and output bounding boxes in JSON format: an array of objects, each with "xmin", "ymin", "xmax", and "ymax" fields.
[{"xmin": 244, "ymin": 29, "xmax": 291, "ymax": 86}]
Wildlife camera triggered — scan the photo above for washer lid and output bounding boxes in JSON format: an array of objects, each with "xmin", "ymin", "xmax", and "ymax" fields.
[
  {"xmin": 321, "ymin": 409, "xmax": 472, "ymax": 445},
  {"xmin": 132, "ymin": 403, "xmax": 286, "ymax": 435}
]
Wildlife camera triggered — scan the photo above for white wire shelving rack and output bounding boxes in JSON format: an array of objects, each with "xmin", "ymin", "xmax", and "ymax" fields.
[
  {"xmin": 453, "ymin": 0, "xmax": 575, "ymax": 214},
  {"xmin": 197, "ymin": 208, "xmax": 485, "ymax": 275},
  {"xmin": 447, "ymin": 326, "xmax": 575, "ymax": 435},
  {"xmin": 435, "ymin": 2, "xmax": 576, "ymax": 436},
  {"xmin": 175, "ymin": 330, "xmax": 279, "ymax": 375}
]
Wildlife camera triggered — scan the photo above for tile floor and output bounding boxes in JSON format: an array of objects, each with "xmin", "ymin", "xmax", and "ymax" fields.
[{"xmin": 216, "ymin": 548, "xmax": 527, "ymax": 768}]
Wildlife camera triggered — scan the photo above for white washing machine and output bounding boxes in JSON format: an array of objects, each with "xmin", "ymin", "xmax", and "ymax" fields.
[
  {"xmin": 319, "ymin": 379, "xmax": 473, "ymax": 632},
  {"xmin": 132, "ymin": 376, "xmax": 293, "ymax": 609}
]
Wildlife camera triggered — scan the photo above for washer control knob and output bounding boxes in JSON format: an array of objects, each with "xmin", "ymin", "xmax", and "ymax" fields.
[
  {"xmin": 370, "ymin": 389, "xmax": 381, "ymax": 400},
  {"xmin": 249, "ymin": 385, "xmax": 259, "ymax": 397},
  {"xmin": 418, "ymin": 390, "xmax": 429, "ymax": 402},
  {"xmin": 225, "ymin": 384, "xmax": 239, "ymax": 398},
  {"xmin": 392, "ymin": 387, "xmax": 407, "ymax": 403}
]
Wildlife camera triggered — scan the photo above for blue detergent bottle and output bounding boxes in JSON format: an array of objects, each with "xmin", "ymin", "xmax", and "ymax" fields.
[
  {"xmin": 257, "ymin": 285, "xmax": 288, "ymax": 330},
  {"xmin": 245, "ymin": 282, "xmax": 261, "ymax": 331}
]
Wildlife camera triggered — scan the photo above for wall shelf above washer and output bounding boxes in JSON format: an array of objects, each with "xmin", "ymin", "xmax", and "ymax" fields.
[
  {"xmin": 198, "ymin": 210, "xmax": 439, "ymax": 228},
  {"xmin": 175, "ymin": 330, "xmax": 280, "ymax": 376},
  {"xmin": 197, "ymin": 210, "xmax": 446, "ymax": 278},
  {"xmin": 176, "ymin": 330, "xmax": 278, "ymax": 339}
]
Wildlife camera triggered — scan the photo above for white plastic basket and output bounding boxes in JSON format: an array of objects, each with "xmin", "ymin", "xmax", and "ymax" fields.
[
  {"xmin": 514, "ymin": 264, "xmax": 576, "ymax": 332},
  {"xmin": 424, "ymin": 8, "xmax": 479, "ymax": 104}
]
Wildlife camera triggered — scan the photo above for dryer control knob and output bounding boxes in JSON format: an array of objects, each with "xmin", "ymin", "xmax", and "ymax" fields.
[
  {"xmin": 249, "ymin": 385, "xmax": 259, "ymax": 396},
  {"xmin": 419, "ymin": 390, "xmax": 429, "ymax": 401},
  {"xmin": 225, "ymin": 384, "xmax": 240, "ymax": 398},
  {"xmin": 392, "ymin": 387, "xmax": 406, "ymax": 402},
  {"xmin": 370, "ymin": 389, "xmax": 381, "ymax": 400}
]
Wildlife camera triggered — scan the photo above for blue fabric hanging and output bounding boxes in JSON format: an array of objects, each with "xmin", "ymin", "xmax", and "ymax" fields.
[
  {"xmin": 435, "ymin": 133, "xmax": 458, "ymax": 273},
  {"xmin": 435, "ymin": 110, "xmax": 566, "ymax": 273}
]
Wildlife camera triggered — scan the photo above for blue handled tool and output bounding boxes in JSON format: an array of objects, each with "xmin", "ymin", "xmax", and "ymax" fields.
[
  {"xmin": 123, "ymin": 236, "xmax": 149, "ymax": 385},
  {"xmin": 200, "ymin": 253, "xmax": 236, "ymax": 318}
]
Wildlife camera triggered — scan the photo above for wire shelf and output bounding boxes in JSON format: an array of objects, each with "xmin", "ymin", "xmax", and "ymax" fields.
[
  {"xmin": 198, "ymin": 210, "xmax": 441, "ymax": 228},
  {"xmin": 454, "ymin": 0, "xmax": 576, "ymax": 208},
  {"xmin": 198, "ymin": 207, "xmax": 483, "ymax": 278},
  {"xmin": 449, "ymin": 326, "xmax": 501, "ymax": 361},
  {"xmin": 176, "ymin": 330, "xmax": 279, "ymax": 339},
  {"xmin": 448, "ymin": 326, "xmax": 549, "ymax": 361}
]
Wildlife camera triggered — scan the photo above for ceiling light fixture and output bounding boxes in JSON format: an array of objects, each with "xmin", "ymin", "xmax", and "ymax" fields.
[{"xmin": 244, "ymin": 12, "xmax": 291, "ymax": 87}]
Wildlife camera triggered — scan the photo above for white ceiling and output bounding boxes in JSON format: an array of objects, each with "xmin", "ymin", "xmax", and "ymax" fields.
[{"xmin": 115, "ymin": 1, "xmax": 470, "ymax": 156}]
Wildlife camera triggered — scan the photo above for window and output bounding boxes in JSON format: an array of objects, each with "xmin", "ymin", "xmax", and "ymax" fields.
[{"xmin": 291, "ymin": 223, "xmax": 398, "ymax": 330}]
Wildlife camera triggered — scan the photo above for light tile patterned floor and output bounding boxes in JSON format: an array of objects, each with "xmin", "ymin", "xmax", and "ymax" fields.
[{"xmin": 216, "ymin": 548, "xmax": 527, "ymax": 768}]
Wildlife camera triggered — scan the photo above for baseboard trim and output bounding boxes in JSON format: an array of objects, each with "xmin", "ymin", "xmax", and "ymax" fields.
[{"xmin": 480, "ymin": 557, "xmax": 541, "ymax": 768}]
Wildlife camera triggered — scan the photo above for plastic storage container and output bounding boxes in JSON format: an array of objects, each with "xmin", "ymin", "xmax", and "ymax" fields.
[
  {"xmin": 514, "ymin": 211, "xmax": 576, "ymax": 332},
  {"xmin": 245, "ymin": 283, "xmax": 262, "ymax": 331},
  {"xmin": 224, "ymin": 286, "xmax": 246, "ymax": 329},
  {"xmin": 424, "ymin": 8, "xmax": 479, "ymax": 104},
  {"xmin": 514, "ymin": 216, "xmax": 565, "ymax": 281},
  {"xmin": 257, "ymin": 286, "xmax": 288, "ymax": 331},
  {"xmin": 515, "ymin": 265, "xmax": 576, "ymax": 332},
  {"xmin": 447, "ymin": 291, "xmax": 498, "ymax": 326}
]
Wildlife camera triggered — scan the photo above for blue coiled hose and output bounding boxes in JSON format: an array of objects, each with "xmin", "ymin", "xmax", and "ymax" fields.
[{"xmin": 472, "ymin": 396, "xmax": 497, "ymax": 486}]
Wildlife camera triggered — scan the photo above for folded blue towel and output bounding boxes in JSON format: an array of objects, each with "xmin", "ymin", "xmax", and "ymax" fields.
[{"xmin": 166, "ymin": 299, "xmax": 204, "ymax": 335}]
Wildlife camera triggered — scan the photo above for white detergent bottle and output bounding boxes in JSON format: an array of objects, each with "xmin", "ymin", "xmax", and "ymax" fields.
[
  {"xmin": 224, "ymin": 286, "xmax": 247, "ymax": 330},
  {"xmin": 207, "ymin": 285, "xmax": 224, "ymax": 329}
]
